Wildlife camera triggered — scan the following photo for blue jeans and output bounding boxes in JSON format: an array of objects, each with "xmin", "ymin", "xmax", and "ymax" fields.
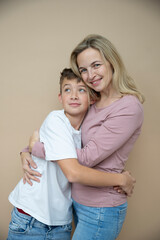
[
  {"xmin": 72, "ymin": 199, "xmax": 127, "ymax": 240},
  {"xmin": 7, "ymin": 207, "xmax": 72, "ymax": 240}
]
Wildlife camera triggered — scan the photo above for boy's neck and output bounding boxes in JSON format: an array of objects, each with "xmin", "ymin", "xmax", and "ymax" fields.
[{"xmin": 65, "ymin": 112, "xmax": 86, "ymax": 130}]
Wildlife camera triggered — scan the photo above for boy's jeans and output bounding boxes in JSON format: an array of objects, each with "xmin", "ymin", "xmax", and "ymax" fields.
[{"xmin": 7, "ymin": 207, "xmax": 72, "ymax": 240}]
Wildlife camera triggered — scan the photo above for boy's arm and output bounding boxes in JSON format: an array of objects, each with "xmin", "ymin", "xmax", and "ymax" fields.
[
  {"xmin": 21, "ymin": 130, "xmax": 135, "ymax": 195},
  {"xmin": 57, "ymin": 158, "xmax": 135, "ymax": 197}
]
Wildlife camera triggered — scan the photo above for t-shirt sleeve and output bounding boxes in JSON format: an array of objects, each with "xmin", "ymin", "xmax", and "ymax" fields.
[
  {"xmin": 76, "ymin": 100, "xmax": 144, "ymax": 167},
  {"xmin": 40, "ymin": 113, "xmax": 77, "ymax": 161}
]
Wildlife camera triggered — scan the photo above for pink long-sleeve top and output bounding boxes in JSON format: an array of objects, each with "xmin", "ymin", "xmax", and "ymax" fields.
[
  {"xmin": 26, "ymin": 95, "xmax": 144, "ymax": 207},
  {"xmin": 72, "ymin": 95, "xmax": 143, "ymax": 207}
]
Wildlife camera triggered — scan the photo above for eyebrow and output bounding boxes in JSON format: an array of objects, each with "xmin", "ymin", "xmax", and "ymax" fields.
[
  {"xmin": 78, "ymin": 85, "xmax": 87, "ymax": 88},
  {"xmin": 63, "ymin": 84, "xmax": 87, "ymax": 88},
  {"xmin": 78, "ymin": 60, "xmax": 102, "ymax": 69},
  {"xmin": 63, "ymin": 84, "xmax": 70, "ymax": 88}
]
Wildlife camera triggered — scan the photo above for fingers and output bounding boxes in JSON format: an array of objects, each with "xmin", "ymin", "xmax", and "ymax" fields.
[
  {"xmin": 21, "ymin": 152, "xmax": 41, "ymax": 185},
  {"xmin": 120, "ymin": 171, "xmax": 136, "ymax": 197},
  {"xmin": 29, "ymin": 157, "xmax": 37, "ymax": 169},
  {"xmin": 125, "ymin": 170, "xmax": 136, "ymax": 183},
  {"xmin": 114, "ymin": 186, "xmax": 126, "ymax": 195},
  {"xmin": 23, "ymin": 164, "xmax": 41, "ymax": 177},
  {"xmin": 126, "ymin": 184, "xmax": 135, "ymax": 197},
  {"xmin": 24, "ymin": 172, "xmax": 33, "ymax": 186},
  {"xmin": 25, "ymin": 171, "xmax": 40, "ymax": 183},
  {"xmin": 21, "ymin": 152, "xmax": 37, "ymax": 169},
  {"xmin": 23, "ymin": 171, "xmax": 41, "ymax": 186},
  {"xmin": 133, "ymin": 177, "xmax": 136, "ymax": 183},
  {"xmin": 23, "ymin": 176, "xmax": 26, "ymax": 184}
]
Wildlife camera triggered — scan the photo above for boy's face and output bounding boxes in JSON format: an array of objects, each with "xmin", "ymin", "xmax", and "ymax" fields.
[{"xmin": 58, "ymin": 78, "xmax": 89, "ymax": 118}]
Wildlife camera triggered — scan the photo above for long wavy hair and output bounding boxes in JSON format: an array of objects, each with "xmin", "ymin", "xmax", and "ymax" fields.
[{"xmin": 70, "ymin": 34, "xmax": 145, "ymax": 103}]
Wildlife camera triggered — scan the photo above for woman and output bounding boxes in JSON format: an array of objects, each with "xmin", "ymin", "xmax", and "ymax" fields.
[
  {"xmin": 70, "ymin": 34, "xmax": 144, "ymax": 240},
  {"xmin": 21, "ymin": 34, "xmax": 144, "ymax": 239}
]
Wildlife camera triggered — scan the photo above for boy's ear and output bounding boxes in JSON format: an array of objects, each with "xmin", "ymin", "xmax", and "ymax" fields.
[{"xmin": 58, "ymin": 93, "xmax": 62, "ymax": 103}]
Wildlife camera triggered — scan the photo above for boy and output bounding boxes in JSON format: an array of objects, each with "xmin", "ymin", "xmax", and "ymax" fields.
[
  {"xmin": 8, "ymin": 68, "xmax": 132, "ymax": 240},
  {"xmin": 8, "ymin": 68, "xmax": 93, "ymax": 239}
]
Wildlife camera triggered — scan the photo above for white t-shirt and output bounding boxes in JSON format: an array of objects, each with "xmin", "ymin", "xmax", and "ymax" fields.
[{"xmin": 9, "ymin": 110, "xmax": 81, "ymax": 225}]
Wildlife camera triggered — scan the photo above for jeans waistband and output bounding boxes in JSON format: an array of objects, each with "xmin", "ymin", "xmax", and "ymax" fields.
[{"xmin": 17, "ymin": 208, "xmax": 31, "ymax": 216}]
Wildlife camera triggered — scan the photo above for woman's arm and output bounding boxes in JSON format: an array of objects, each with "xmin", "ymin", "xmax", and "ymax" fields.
[
  {"xmin": 77, "ymin": 100, "xmax": 144, "ymax": 167},
  {"xmin": 28, "ymin": 129, "xmax": 135, "ymax": 196},
  {"xmin": 28, "ymin": 130, "xmax": 46, "ymax": 159},
  {"xmin": 20, "ymin": 152, "xmax": 41, "ymax": 185},
  {"xmin": 21, "ymin": 139, "xmax": 135, "ymax": 196},
  {"xmin": 21, "ymin": 130, "xmax": 44, "ymax": 185},
  {"xmin": 21, "ymin": 152, "xmax": 135, "ymax": 196}
]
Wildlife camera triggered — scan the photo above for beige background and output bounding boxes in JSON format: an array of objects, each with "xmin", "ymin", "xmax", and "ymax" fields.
[{"xmin": 0, "ymin": 0, "xmax": 160, "ymax": 239}]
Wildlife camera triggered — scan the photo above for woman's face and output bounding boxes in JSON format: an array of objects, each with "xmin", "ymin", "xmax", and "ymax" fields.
[{"xmin": 77, "ymin": 48, "xmax": 113, "ymax": 94}]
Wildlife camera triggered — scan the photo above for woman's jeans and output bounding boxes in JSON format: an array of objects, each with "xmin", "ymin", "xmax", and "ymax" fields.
[
  {"xmin": 72, "ymin": 199, "xmax": 127, "ymax": 240},
  {"xmin": 7, "ymin": 207, "xmax": 72, "ymax": 240}
]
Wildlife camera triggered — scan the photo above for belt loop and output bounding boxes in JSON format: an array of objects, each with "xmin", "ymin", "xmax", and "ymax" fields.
[{"xmin": 29, "ymin": 217, "xmax": 36, "ymax": 229}]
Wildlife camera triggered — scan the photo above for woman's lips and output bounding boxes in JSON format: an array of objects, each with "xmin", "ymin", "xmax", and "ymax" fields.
[{"xmin": 90, "ymin": 78, "xmax": 102, "ymax": 86}]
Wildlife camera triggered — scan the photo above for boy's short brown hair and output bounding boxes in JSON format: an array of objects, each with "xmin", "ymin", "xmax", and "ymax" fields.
[
  {"xmin": 59, "ymin": 68, "xmax": 100, "ymax": 102},
  {"xmin": 59, "ymin": 68, "xmax": 82, "ymax": 93}
]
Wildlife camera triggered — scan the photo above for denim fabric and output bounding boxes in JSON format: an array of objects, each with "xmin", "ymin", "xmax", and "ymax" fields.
[
  {"xmin": 7, "ymin": 207, "xmax": 72, "ymax": 240},
  {"xmin": 72, "ymin": 199, "xmax": 127, "ymax": 240}
]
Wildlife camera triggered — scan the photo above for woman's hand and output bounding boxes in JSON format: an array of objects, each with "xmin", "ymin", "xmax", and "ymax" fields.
[
  {"xmin": 21, "ymin": 152, "xmax": 41, "ymax": 185},
  {"xmin": 29, "ymin": 130, "xmax": 40, "ymax": 153}
]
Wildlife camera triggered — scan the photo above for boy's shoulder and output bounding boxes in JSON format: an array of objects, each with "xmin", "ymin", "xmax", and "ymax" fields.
[
  {"xmin": 47, "ymin": 109, "xmax": 65, "ymax": 120},
  {"xmin": 42, "ymin": 109, "xmax": 71, "ymax": 130}
]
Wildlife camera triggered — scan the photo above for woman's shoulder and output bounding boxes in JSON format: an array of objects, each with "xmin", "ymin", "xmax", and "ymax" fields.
[
  {"xmin": 121, "ymin": 95, "xmax": 143, "ymax": 110},
  {"xmin": 88, "ymin": 95, "xmax": 143, "ymax": 117},
  {"xmin": 115, "ymin": 95, "xmax": 144, "ymax": 121}
]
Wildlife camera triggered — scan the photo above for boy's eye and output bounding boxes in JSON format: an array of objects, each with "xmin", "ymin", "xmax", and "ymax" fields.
[
  {"xmin": 79, "ymin": 88, "xmax": 86, "ymax": 93},
  {"xmin": 64, "ymin": 88, "xmax": 71, "ymax": 92}
]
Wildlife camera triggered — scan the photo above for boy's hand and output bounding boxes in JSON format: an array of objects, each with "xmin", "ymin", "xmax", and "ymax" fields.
[
  {"xmin": 114, "ymin": 171, "xmax": 136, "ymax": 197},
  {"xmin": 21, "ymin": 152, "xmax": 41, "ymax": 185},
  {"xmin": 29, "ymin": 130, "xmax": 40, "ymax": 153},
  {"xmin": 121, "ymin": 171, "xmax": 136, "ymax": 197}
]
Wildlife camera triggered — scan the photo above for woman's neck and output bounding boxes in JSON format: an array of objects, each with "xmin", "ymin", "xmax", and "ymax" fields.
[{"xmin": 96, "ymin": 90, "xmax": 122, "ymax": 108}]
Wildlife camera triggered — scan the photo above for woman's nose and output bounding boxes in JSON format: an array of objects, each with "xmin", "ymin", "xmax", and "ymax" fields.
[{"xmin": 88, "ymin": 68, "xmax": 95, "ymax": 80}]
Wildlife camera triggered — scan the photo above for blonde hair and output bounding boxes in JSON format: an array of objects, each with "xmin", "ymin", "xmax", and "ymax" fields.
[{"xmin": 70, "ymin": 34, "xmax": 145, "ymax": 103}]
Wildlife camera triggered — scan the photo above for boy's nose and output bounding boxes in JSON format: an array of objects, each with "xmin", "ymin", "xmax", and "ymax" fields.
[{"xmin": 71, "ymin": 91, "xmax": 78, "ymax": 99}]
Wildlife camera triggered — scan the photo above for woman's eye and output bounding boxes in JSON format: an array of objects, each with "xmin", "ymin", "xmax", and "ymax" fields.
[
  {"xmin": 93, "ymin": 63, "xmax": 101, "ymax": 68},
  {"xmin": 79, "ymin": 69, "xmax": 87, "ymax": 74}
]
